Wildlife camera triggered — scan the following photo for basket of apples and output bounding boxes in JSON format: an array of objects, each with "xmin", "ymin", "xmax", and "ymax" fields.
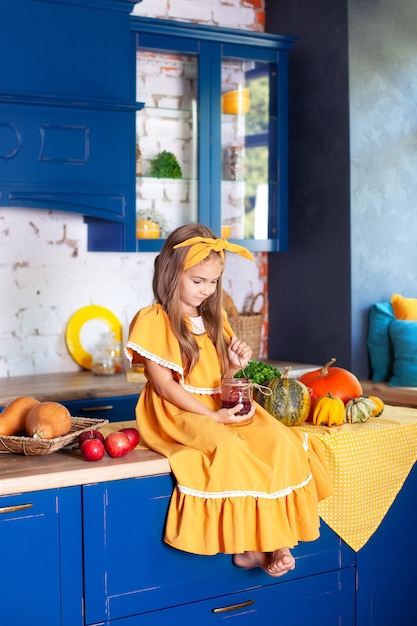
[{"xmin": 79, "ymin": 427, "xmax": 140, "ymax": 462}]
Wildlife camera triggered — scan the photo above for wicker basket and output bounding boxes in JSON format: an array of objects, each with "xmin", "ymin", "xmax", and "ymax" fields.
[
  {"xmin": 0, "ymin": 416, "xmax": 109, "ymax": 456},
  {"xmin": 228, "ymin": 292, "xmax": 265, "ymax": 360}
]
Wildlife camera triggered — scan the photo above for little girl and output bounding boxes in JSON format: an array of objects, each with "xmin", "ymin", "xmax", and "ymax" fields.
[{"xmin": 126, "ymin": 223, "xmax": 332, "ymax": 577}]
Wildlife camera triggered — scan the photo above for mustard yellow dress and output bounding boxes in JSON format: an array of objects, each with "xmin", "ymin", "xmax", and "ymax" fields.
[{"xmin": 126, "ymin": 303, "xmax": 332, "ymax": 556}]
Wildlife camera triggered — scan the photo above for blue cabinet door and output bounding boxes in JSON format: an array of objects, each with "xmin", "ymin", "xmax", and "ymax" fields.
[
  {"xmin": 356, "ymin": 462, "xmax": 417, "ymax": 626},
  {"xmin": 0, "ymin": 487, "xmax": 83, "ymax": 626},
  {"xmin": 62, "ymin": 394, "xmax": 138, "ymax": 422},
  {"xmin": 0, "ymin": 0, "xmax": 138, "ymax": 252},
  {"xmin": 83, "ymin": 473, "xmax": 355, "ymax": 625}
]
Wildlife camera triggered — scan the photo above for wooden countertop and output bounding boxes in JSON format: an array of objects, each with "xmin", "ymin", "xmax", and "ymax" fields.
[
  {"xmin": 360, "ymin": 380, "xmax": 417, "ymax": 409},
  {"xmin": 0, "ymin": 370, "xmax": 146, "ymax": 406},
  {"xmin": 0, "ymin": 441, "xmax": 170, "ymax": 497}
]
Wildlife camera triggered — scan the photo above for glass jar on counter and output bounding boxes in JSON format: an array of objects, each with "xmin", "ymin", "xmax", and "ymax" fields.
[{"xmin": 91, "ymin": 332, "xmax": 122, "ymax": 376}]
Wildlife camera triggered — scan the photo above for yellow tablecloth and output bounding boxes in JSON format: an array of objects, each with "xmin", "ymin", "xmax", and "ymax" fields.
[{"xmin": 296, "ymin": 404, "xmax": 417, "ymax": 551}]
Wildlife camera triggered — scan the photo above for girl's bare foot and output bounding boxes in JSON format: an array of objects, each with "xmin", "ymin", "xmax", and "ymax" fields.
[
  {"xmin": 266, "ymin": 548, "xmax": 295, "ymax": 577},
  {"xmin": 233, "ymin": 548, "xmax": 295, "ymax": 578},
  {"xmin": 233, "ymin": 551, "xmax": 269, "ymax": 570}
]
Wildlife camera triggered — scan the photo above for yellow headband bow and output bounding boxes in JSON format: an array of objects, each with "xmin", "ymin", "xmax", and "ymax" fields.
[{"xmin": 173, "ymin": 236, "xmax": 254, "ymax": 270}]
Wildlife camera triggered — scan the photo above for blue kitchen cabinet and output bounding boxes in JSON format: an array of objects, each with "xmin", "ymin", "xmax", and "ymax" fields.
[
  {"xmin": 62, "ymin": 394, "xmax": 138, "ymax": 423},
  {"xmin": 0, "ymin": 486, "xmax": 83, "ymax": 626},
  {"xmin": 0, "ymin": 0, "xmax": 141, "ymax": 252},
  {"xmin": 91, "ymin": 19, "xmax": 297, "ymax": 253},
  {"xmin": 355, "ymin": 462, "xmax": 417, "ymax": 626},
  {"xmin": 0, "ymin": 2, "xmax": 294, "ymax": 253},
  {"xmin": 127, "ymin": 18, "xmax": 296, "ymax": 254},
  {"xmin": 82, "ymin": 473, "xmax": 355, "ymax": 625},
  {"xmin": 3, "ymin": 456, "xmax": 416, "ymax": 624}
]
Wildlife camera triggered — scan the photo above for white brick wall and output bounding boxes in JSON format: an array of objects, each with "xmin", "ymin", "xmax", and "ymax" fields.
[
  {"xmin": 132, "ymin": 0, "xmax": 265, "ymax": 31},
  {"xmin": 1, "ymin": 0, "xmax": 266, "ymax": 378},
  {"xmin": 0, "ymin": 207, "xmax": 263, "ymax": 376}
]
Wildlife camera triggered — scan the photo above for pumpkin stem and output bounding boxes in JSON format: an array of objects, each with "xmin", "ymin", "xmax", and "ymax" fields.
[
  {"xmin": 283, "ymin": 366, "xmax": 292, "ymax": 379},
  {"xmin": 321, "ymin": 358, "xmax": 336, "ymax": 376}
]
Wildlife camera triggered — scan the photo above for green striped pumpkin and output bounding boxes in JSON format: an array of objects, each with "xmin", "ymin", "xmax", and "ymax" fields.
[{"xmin": 258, "ymin": 367, "xmax": 311, "ymax": 426}]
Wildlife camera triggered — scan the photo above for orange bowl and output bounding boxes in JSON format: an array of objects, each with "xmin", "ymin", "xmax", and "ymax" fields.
[
  {"xmin": 136, "ymin": 219, "xmax": 160, "ymax": 239},
  {"xmin": 221, "ymin": 88, "xmax": 250, "ymax": 115}
]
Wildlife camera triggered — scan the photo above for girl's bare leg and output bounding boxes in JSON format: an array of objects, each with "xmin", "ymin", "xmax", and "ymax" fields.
[{"xmin": 233, "ymin": 548, "xmax": 295, "ymax": 578}]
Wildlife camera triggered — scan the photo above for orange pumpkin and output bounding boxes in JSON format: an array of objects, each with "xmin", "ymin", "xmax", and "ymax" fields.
[{"xmin": 300, "ymin": 358, "xmax": 363, "ymax": 421}]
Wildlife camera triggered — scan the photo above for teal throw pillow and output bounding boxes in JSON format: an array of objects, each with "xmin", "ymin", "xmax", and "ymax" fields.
[
  {"xmin": 388, "ymin": 320, "xmax": 417, "ymax": 387},
  {"xmin": 366, "ymin": 302, "xmax": 394, "ymax": 382}
]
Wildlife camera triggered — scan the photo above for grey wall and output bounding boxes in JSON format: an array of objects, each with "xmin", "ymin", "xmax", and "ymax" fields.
[{"xmin": 266, "ymin": 0, "xmax": 417, "ymax": 379}]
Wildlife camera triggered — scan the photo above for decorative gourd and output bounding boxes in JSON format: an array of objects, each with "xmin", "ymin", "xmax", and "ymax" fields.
[
  {"xmin": 313, "ymin": 393, "xmax": 345, "ymax": 427},
  {"xmin": 367, "ymin": 395, "xmax": 385, "ymax": 417},
  {"xmin": 345, "ymin": 396, "xmax": 376, "ymax": 423},
  {"xmin": 299, "ymin": 358, "xmax": 363, "ymax": 420},
  {"xmin": 258, "ymin": 367, "xmax": 311, "ymax": 426},
  {"xmin": 0, "ymin": 396, "xmax": 40, "ymax": 436},
  {"xmin": 25, "ymin": 401, "xmax": 72, "ymax": 439}
]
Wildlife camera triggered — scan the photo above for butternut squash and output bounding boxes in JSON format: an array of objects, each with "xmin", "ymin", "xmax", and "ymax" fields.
[
  {"xmin": 25, "ymin": 401, "xmax": 72, "ymax": 439},
  {"xmin": 0, "ymin": 396, "xmax": 40, "ymax": 436}
]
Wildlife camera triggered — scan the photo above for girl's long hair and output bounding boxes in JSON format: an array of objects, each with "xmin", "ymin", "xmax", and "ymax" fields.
[{"xmin": 152, "ymin": 224, "xmax": 229, "ymax": 376}]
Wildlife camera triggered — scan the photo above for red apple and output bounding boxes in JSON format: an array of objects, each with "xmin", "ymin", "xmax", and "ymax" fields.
[
  {"xmin": 105, "ymin": 431, "xmax": 130, "ymax": 458},
  {"xmin": 80, "ymin": 438, "xmax": 105, "ymax": 462},
  {"xmin": 78, "ymin": 429, "xmax": 105, "ymax": 446},
  {"xmin": 119, "ymin": 427, "xmax": 140, "ymax": 450}
]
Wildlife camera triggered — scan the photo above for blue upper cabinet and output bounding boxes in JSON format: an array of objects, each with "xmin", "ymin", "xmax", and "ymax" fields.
[
  {"xmin": 0, "ymin": 3, "xmax": 295, "ymax": 252},
  {"xmin": 0, "ymin": 0, "xmax": 137, "ymax": 102},
  {"xmin": 0, "ymin": 0, "xmax": 141, "ymax": 252},
  {"xmin": 131, "ymin": 18, "xmax": 296, "ymax": 253}
]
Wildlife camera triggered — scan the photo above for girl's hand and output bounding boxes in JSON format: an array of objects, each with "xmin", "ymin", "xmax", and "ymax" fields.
[
  {"xmin": 213, "ymin": 402, "xmax": 256, "ymax": 425},
  {"xmin": 228, "ymin": 336, "xmax": 252, "ymax": 372}
]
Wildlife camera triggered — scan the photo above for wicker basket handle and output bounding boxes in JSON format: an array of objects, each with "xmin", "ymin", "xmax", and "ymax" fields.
[{"xmin": 248, "ymin": 292, "xmax": 265, "ymax": 315}]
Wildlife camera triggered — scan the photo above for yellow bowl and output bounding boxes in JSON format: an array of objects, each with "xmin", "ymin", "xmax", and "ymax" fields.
[
  {"xmin": 136, "ymin": 219, "xmax": 160, "ymax": 239},
  {"xmin": 221, "ymin": 88, "xmax": 250, "ymax": 115}
]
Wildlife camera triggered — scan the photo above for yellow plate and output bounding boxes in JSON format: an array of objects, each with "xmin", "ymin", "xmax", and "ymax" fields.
[{"xmin": 65, "ymin": 305, "xmax": 122, "ymax": 370}]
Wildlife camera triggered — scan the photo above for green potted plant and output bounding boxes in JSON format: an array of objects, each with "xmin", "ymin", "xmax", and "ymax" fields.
[{"xmin": 149, "ymin": 151, "xmax": 182, "ymax": 179}]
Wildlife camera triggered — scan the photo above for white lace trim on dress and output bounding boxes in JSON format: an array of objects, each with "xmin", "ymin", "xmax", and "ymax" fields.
[
  {"xmin": 181, "ymin": 383, "xmax": 221, "ymax": 395},
  {"xmin": 125, "ymin": 341, "xmax": 184, "ymax": 381},
  {"xmin": 177, "ymin": 473, "xmax": 313, "ymax": 500}
]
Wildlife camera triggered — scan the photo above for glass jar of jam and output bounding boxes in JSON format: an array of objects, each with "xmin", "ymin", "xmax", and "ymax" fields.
[{"xmin": 221, "ymin": 378, "xmax": 253, "ymax": 416}]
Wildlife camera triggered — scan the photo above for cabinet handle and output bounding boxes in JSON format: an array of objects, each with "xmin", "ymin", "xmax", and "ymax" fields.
[
  {"xmin": 0, "ymin": 503, "xmax": 33, "ymax": 514},
  {"xmin": 79, "ymin": 405, "xmax": 114, "ymax": 412},
  {"xmin": 212, "ymin": 599, "xmax": 255, "ymax": 613}
]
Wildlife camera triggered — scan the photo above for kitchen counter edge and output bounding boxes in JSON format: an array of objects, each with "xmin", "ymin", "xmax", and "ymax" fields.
[{"xmin": 0, "ymin": 446, "xmax": 170, "ymax": 497}]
